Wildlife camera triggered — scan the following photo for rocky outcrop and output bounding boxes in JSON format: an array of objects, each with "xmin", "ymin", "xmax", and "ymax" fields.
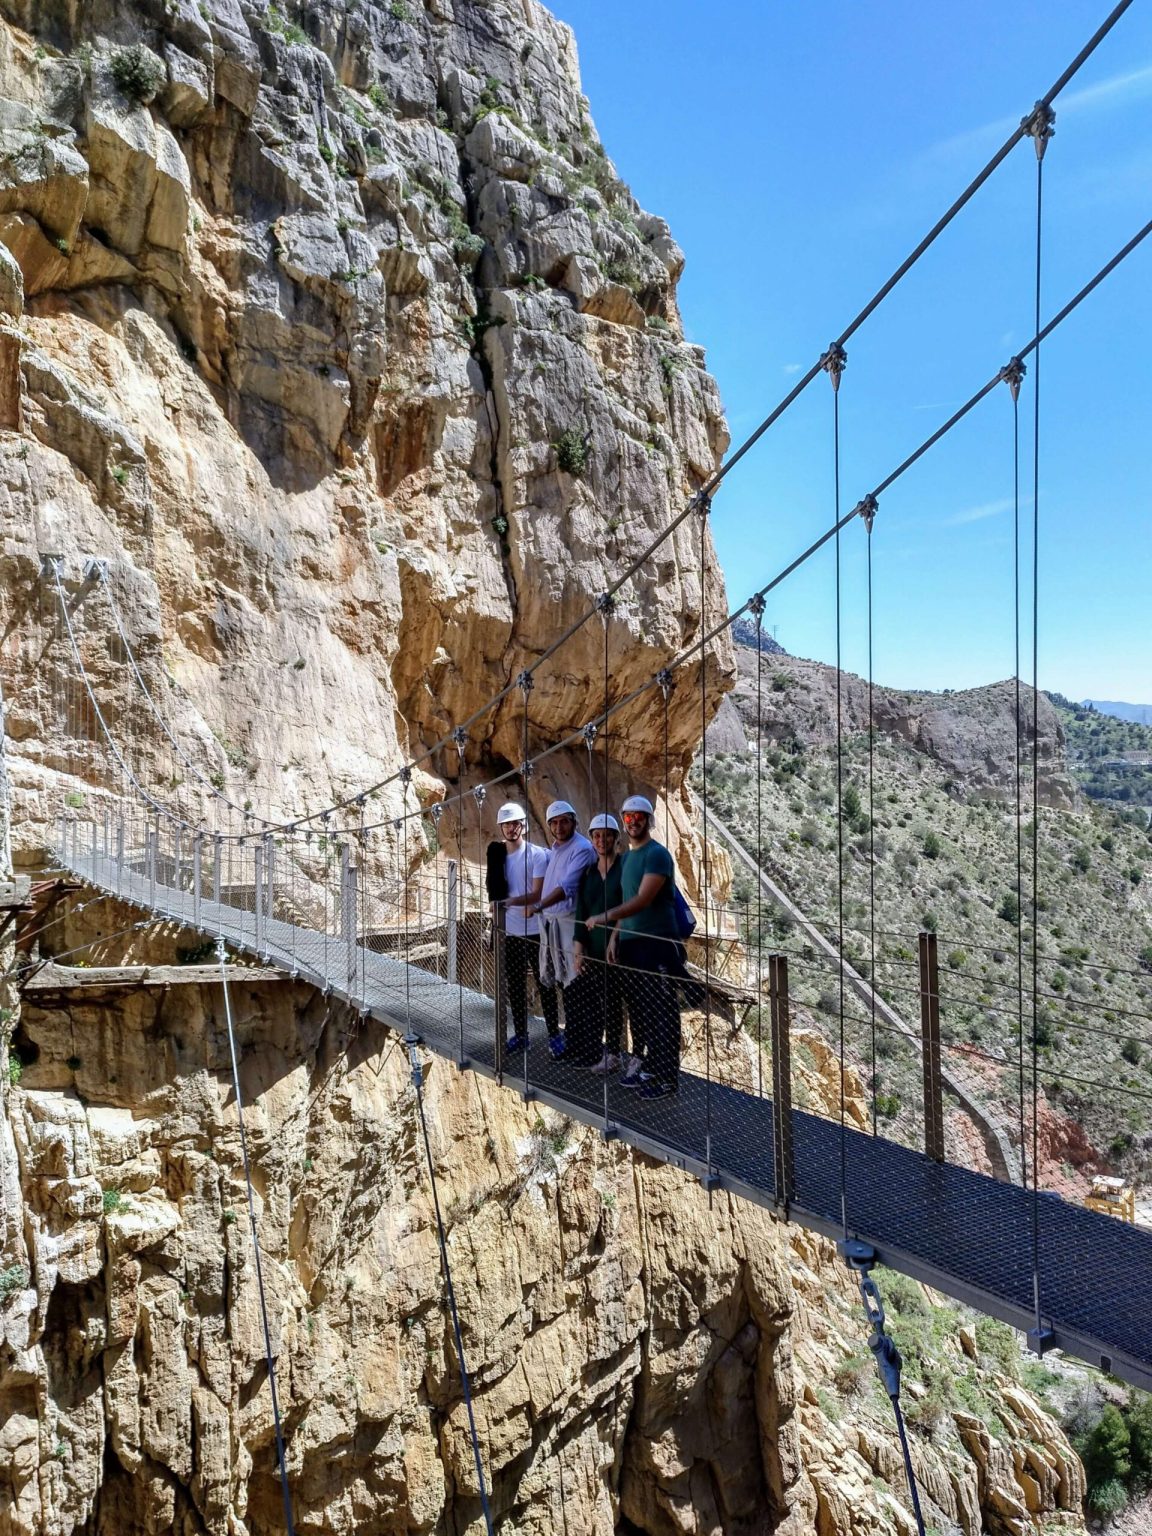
[{"xmin": 724, "ymin": 649, "xmax": 1077, "ymax": 809}]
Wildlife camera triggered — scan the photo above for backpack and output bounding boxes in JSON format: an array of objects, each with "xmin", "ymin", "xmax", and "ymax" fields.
[{"xmin": 672, "ymin": 885, "xmax": 696, "ymax": 941}]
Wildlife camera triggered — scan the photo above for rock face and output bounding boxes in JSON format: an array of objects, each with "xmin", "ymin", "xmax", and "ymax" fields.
[
  {"xmin": 2, "ymin": 950, "xmax": 1087, "ymax": 1536},
  {"xmin": 0, "ymin": 0, "xmax": 732, "ymax": 866}
]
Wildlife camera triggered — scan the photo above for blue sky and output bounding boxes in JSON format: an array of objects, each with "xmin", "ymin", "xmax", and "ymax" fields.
[{"xmin": 550, "ymin": 1, "xmax": 1152, "ymax": 702}]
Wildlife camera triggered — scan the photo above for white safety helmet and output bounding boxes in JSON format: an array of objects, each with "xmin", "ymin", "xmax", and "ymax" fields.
[
  {"xmin": 588, "ymin": 813, "xmax": 620, "ymax": 833},
  {"xmin": 497, "ymin": 802, "xmax": 526, "ymax": 825},
  {"xmin": 546, "ymin": 799, "xmax": 577, "ymax": 822},
  {"xmin": 621, "ymin": 795, "xmax": 655, "ymax": 816}
]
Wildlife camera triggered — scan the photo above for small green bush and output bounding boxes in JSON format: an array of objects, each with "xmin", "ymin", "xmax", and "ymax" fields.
[
  {"xmin": 1086, "ymin": 1478, "xmax": 1127, "ymax": 1517},
  {"xmin": 922, "ymin": 830, "xmax": 942, "ymax": 859},
  {"xmin": 555, "ymin": 428, "xmax": 588, "ymax": 477},
  {"xmin": 0, "ymin": 1263, "xmax": 29, "ymax": 1298},
  {"xmin": 998, "ymin": 891, "xmax": 1021, "ymax": 925},
  {"xmin": 110, "ymin": 45, "xmax": 164, "ymax": 104},
  {"xmin": 102, "ymin": 1187, "xmax": 125, "ymax": 1214}
]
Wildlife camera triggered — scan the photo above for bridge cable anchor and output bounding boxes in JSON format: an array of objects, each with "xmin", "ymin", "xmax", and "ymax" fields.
[
  {"xmin": 656, "ymin": 666, "xmax": 676, "ymax": 699},
  {"xmin": 1022, "ymin": 100, "xmax": 1055, "ymax": 162},
  {"xmin": 854, "ymin": 493, "xmax": 879, "ymax": 535},
  {"xmin": 1000, "ymin": 355, "xmax": 1027, "ymax": 403},
  {"xmin": 515, "ymin": 669, "xmax": 534, "ymax": 695},
  {"xmin": 820, "ymin": 342, "xmax": 847, "ymax": 393}
]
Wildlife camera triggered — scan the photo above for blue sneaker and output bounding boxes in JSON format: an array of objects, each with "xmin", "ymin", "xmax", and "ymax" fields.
[
  {"xmin": 548, "ymin": 1033, "xmax": 566, "ymax": 1059},
  {"xmin": 504, "ymin": 1034, "xmax": 528, "ymax": 1054},
  {"xmin": 639, "ymin": 1079, "xmax": 676, "ymax": 1100}
]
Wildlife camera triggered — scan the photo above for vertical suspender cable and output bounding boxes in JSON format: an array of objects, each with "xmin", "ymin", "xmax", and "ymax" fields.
[
  {"xmin": 824, "ymin": 344, "xmax": 848, "ymax": 1235},
  {"xmin": 756, "ymin": 605, "xmax": 765, "ymax": 1097},
  {"xmin": 216, "ymin": 936, "xmax": 297, "ymax": 1536},
  {"xmin": 698, "ymin": 497, "xmax": 713, "ymax": 1174},
  {"xmin": 1027, "ymin": 105, "xmax": 1054, "ymax": 1337},
  {"xmin": 1008, "ymin": 359, "xmax": 1028, "ymax": 1189},
  {"xmin": 602, "ymin": 596, "xmax": 611, "ymax": 1125},
  {"xmin": 866, "ymin": 517, "xmax": 878, "ymax": 1136}
]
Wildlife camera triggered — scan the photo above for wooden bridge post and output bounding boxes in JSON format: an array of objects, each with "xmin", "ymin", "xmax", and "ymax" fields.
[
  {"xmin": 768, "ymin": 952, "xmax": 795, "ymax": 1208},
  {"xmin": 918, "ymin": 930, "xmax": 946, "ymax": 1163},
  {"xmin": 446, "ymin": 859, "xmax": 458, "ymax": 985}
]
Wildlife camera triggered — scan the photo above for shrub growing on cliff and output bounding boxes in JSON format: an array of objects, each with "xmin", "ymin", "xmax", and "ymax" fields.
[
  {"xmin": 110, "ymin": 45, "xmax": 164, "ymax": 104},
  {"xmin": 554, "ymin": 428, "xmax": 588, "ymax": 477},
  {"xmin": 0, "ymin": 1264, "xmax": 30, "ymax": 1299}
]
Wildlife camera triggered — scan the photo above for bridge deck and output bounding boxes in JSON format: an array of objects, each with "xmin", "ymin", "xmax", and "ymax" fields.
[{"xmin": 58, "ymin": 850, "xmax": 1152, "ymax": 1392}]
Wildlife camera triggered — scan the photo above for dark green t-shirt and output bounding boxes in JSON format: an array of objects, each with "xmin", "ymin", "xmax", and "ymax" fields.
[
  {"xmin": 573, "ymin": 858, "xmax": 624, "ymax": 962},
  {"xmin": 618, "ymin": 839, "xmax": 676, "ymax": 938}
]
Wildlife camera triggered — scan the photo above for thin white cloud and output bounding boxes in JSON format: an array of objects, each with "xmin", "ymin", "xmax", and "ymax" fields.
[
  {"xmin": 939, "ymin": 495, "xmax": 1017, "ymax": 527},
  {"xmin": 919, "ymin": 61, "xmax": 1152, "ymax": 169},
  {"xmin": 782, "ymin": 362, "xmax": 804, "ymax": 375}
]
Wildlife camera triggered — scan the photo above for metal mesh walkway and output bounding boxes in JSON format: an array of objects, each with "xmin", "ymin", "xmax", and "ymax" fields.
[{"xmin": 58, "ymin": 845, "xmax": 1152, "ymax": 1393}]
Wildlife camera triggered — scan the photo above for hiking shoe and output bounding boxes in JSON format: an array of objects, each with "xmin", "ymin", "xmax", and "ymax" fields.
[
  {"xmin": 590, "ymin": 1052, "xmax": 620, "ymax": 1075},
  {"xmin": 548, "ymin": 1033, "xmax": 566, "ymax": 1059},
  {"xmin": 504, "ymin": 1034, "xmax": 528, "ymax": 1055},
  {"xmin": 639, "ymin": 1079, "xmax": 676, "ymax": 1100},
  {"xmin": 619, "ymin": 1060, "xmax": 648, "ymax": 1088}
]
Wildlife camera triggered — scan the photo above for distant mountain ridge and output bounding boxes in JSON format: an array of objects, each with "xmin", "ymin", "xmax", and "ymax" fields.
[{"xmin": 1084, "ymin": 700, "xmax": 1152, "ymax": 725}]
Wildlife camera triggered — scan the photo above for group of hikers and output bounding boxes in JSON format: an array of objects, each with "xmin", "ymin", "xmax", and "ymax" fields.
[{"xmin": 485, "ymin": 795, "xmax": 686, "ymax": 1100}]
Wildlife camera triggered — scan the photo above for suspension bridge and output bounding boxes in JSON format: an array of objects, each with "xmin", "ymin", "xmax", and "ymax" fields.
[{"xmin": 7, "ymin": 3, "xmax": 1152, "ymax": 1528}]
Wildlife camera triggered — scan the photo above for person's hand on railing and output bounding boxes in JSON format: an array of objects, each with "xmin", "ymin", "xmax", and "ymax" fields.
[{"xmin": 572, "ymin": 942, "xmax": 584, "ymax": 976}]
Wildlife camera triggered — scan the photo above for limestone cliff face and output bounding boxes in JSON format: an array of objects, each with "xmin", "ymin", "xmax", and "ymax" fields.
[
  {"xmin": 3, "ymin": 931, "xmax": 1086, "ymax": 1536},
  {"xmin": 0, "ymin": 0, "xmax": 732, "ymax": 861}
]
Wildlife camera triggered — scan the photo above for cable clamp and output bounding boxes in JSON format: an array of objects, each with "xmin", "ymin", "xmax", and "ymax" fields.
[
  {"xmin": 39, "ymin": 553, "xmax": 64, "ymax": 577},
  {"xmin": 1000, "ymin": 355, "xmax": 1027, "ymax": 402},
  {"xmin": 82, "ymin": 558, "xmax": 109, "ymax": 585},
  {"xmin": 399, "ymin": 765, "xmax": 412, "ymax": 788},
  {"xmin": 747, "ymin": 594, "xmax": 766, "ymax": 623},
  {"xmin": 582, "ymin": 722, "xmax": 598, "ymax": 749},
  {"xmin": 657, "ymin": 665, "xmax": 675, "ymax": 697},
  {"xmin": 690, "ymin": 490, "xmax": 712, "ymax": 518},
  {"xmin": 520, "ymin": 759, "xmax": 535, "ymax": 781},
  {"xmin": 452, "ymin": 726, "xmax": 468, "ymax": 759},
  {"xmin": 429, "ymin": 802, "xmax": 443, "ymax": 824},
  {"xmin": 854, "ymin": 493, "xmax": 878, "ymax": 534},
  {"xmin": 1022, "ymin": 100, "xmax": 1055, "ymax": 161},
  {"xmin": 473, "ymin": 784, "xmax": 487, "ymax": 807},
  {"xmin": 516, "ymin": 669, "xmax": 534, "ymax": 695},
  {"xmin": 392, "ymin": 818, "xmax": 403, "ymax": 832},
  {"xmin": 821, "ymin": 342, "xmax": 847, "ymax": 392}
]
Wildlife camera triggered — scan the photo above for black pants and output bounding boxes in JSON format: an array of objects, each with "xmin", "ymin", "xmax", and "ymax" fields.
[
  {"xmin": 504, "ymin": 933, "xmax": 559, "ymax": 1038},
  {"xmin": 566, "ymin": 963, "xmax": 625, "ymax": 1062},
  {"xmin": 618, "ymin": 936, "xmax": 681, "ymax": 1086}
]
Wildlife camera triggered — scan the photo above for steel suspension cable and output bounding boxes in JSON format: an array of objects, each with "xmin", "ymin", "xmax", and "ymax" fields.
[
  {"xmin": 1028, "ymin": 114, "xmax": 1054, "ymax": 1345},
  {"xmin": 231, "ymin": 2, "xmax": 1138, "ymax": 840},
  {"xmin": 826, "ymin": 344, "xmax": 849, "ymax": 1236},
  {"xmin": 66, "ymin": 216, "xmax": 1152, "ymax": 853},
  {"xmin": 1007, "ymin": 361, "xmax": 1029, "ymax": 1192},
  {"xmin": 866, "ymin": 511, "xmax": 878, "ymax": 1137},
  {"xmin": 698, "ymin": 500, "xmax": 713, "ymax": 1173},
  {"xmin": 753, "ymin": 594, "xmax": 765, "ymax": 1098},
  {"xmin": 215, "ymin": 936, "xmax": 297, "ymax": 1536}
]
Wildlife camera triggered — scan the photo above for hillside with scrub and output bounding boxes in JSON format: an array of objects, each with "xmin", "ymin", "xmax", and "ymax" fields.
[{"xmin": 697, "ymin": 647, "xmax": 1152, "ymax": 1188}]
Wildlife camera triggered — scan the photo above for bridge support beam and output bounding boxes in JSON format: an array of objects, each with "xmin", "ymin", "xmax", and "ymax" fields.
[
  {"xmin": 768, "ymin": 952, "xmax": 795, "ymax": 1208},
  {"xmin": 193, "ymin": 833, "xmax": 203, "ymax": 928},
  {"xmin": 919, "ymin": 931, "xmax": 946, "ymax": 1163}
]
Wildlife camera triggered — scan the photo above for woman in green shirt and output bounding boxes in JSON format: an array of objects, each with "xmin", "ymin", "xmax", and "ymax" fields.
[{"xmin": 570, "ymin": 814, "xmax": 626, "ymax": 1070}]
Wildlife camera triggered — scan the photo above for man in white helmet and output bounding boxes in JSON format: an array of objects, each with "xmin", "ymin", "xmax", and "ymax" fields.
[
  {"xmin": 586, "ymin": 793, "xmax": 681, "ymax": 1097},
  {"xmin": 525, "ymin": 799, "xmax": 596, "ymax": 1056},
  {"xmin": 490, "ymin": 802, "xmax": 555, "ymax": 1054}
]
